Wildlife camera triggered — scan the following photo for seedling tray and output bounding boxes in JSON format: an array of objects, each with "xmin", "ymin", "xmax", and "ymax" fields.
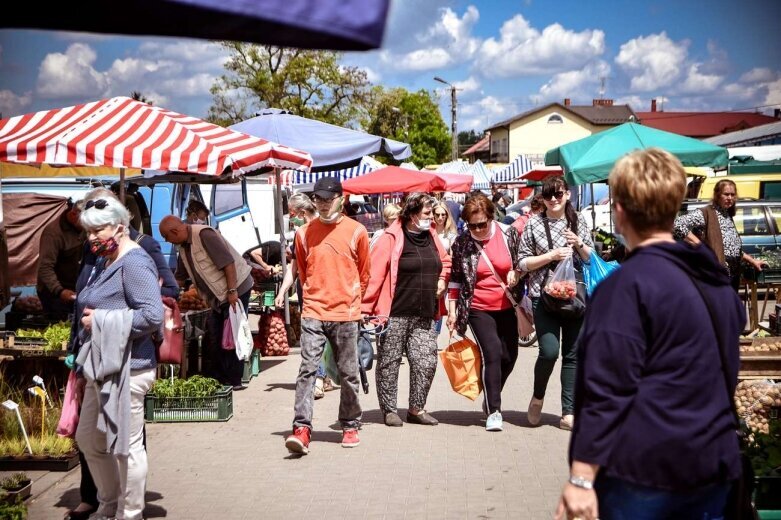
[{"xmin": 0, "ymin": 451, "xmax": 79, "ymax": 471}]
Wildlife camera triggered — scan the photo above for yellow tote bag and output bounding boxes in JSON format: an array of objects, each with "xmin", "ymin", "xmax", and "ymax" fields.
[{"xmin": 439, "ymin": 335, "xmax": 482, "ymax": 401}]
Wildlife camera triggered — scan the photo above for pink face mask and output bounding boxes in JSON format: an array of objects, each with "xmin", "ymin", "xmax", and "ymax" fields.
[{"xmin": 89, "ymin": 228, "xmax": 122, "ymax": 256}]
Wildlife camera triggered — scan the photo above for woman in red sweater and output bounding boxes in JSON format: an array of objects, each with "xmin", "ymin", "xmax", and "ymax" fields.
[{"xmin": 446, "ymin": 194, "xmax": 524, "ymax": 432}]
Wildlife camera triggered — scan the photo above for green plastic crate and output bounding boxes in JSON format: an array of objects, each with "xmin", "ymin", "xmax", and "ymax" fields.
[
  {"xmin": 252, "ymin": 350, "xmax": 261, "ymax": 377},
  {"xmin": 144, "ymin": 385, "xmax": 233, "ymax": 422}
]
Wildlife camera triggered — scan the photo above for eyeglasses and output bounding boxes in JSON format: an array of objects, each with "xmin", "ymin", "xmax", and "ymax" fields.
[
  {"xmin": 466, "ymin": 221, "xmax": 490, "ymax": 231},
  {"xmin": 312, "ymin": 195, "xmax": 338, "ymax": 203},
  {"xmin": 542, "ymin": 191, "xmax": 566, "ymax": 201},
  {"xmin": 85, "ymin": 199, "xmax": 108, "ymax": 210}
]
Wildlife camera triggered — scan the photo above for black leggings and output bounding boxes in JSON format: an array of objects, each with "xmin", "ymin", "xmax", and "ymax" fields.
[{"xmin": 467, "ymin": 308, "xmax": 519, "ymax": 414}]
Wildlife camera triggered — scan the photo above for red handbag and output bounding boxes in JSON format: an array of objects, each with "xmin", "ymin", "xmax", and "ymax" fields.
[{"xmin": 157, "ymin": 296, "xmax": 185, "ymax": 364}]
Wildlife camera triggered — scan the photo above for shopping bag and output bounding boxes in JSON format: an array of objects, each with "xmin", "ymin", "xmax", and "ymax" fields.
[
  {"xmin": 322, "ymin": 341, "xmax": 341, "ymax": 386},
  {"xmin": 229, "ymin": 300, "xmax": 253, "ymax": 361},
  {"xmin": 438, "ymin": 336, "xmax": 482, "ymax": 401},
  {"xmin": 156, "ymin": 296, "xmax": 184, "ymax": 364},
  {"xmin": 542, "ymin": 254, "xmax": 587, "ymax": 319},
  {"xmin": 56, "ymin": 371, "xmax": 84, "ymax": 438},
  {"xmin": 222, "ymin": 317, "xmax": 235, "ymax": 350},
  {"xmin": 582, "ymin": 250, "xmax": 620, "ymax": 297},
  {"xmin": 516, "ymin": 295, "xmax": 535, "ymax": 337}
]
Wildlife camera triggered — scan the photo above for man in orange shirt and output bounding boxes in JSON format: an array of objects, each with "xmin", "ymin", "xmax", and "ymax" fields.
[{"xmin": 285, "ymin": 177, "xmax": 371, "ymax": 455}]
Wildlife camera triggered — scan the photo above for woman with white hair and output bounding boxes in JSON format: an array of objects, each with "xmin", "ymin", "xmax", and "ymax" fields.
[{"xmin": 74, "ymin": 193, "xmax": 163, "ymax": 520}]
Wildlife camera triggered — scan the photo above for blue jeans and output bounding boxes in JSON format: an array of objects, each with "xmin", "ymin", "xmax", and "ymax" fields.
[{"xmin": 596, "ymin": 475, "xmax": 731, "ymax": 520}]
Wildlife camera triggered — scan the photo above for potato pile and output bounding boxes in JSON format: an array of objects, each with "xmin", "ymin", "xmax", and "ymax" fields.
[
  {"xmin": 12, "ymin": 296, "xmax": 43, "ymax": 315},
  {"xmin": 735, "ymin": 380, "xmax": 781, "ymax": 434},
  {"xmin": 741, "ymin": 339, "xmax": 781, "ymax": 353},
  {"xmin": 178, "ymin": 287, "xmax": 208, "ymax": 312},
  {"xmin": 254, "ymin": 311, "xmax": 289, "ymax": 356}
]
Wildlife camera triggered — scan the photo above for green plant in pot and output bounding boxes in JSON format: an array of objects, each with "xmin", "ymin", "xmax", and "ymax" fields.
[{"xmin": 0, "ymin": 473, "xmax": 30, "ymax": 492}]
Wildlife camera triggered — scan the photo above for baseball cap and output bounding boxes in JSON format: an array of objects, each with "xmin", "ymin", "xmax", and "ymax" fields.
[{"xmin": 312, "ymin": 176, "xmax": 343, "ymax": 199}]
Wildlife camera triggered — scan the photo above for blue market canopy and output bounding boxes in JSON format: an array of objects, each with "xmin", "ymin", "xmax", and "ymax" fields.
[
  {"xmin": 492, "ymin": 155, "xmax": 535, "ymax": 183},
  {"xmin": 231, "ymin": 109, "xmax": 411, "ymax": 171},
  {"xmin": 545, "ymin": 122, "xmax": 729, "ymax": 186},
  {"xmin": 2, "ymin": 0, "xmax": 391, "ymax": 51}
]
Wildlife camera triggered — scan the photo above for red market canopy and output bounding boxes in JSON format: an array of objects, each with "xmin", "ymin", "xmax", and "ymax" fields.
[
  {"xmin": 342, "ymin": 166, "xmax": 442, "ymax": 195},
  {"xmin": 520, "ymin": 166, "xmax": 564, "ymax": 182},
  {"xmin": 0, "ymin": 96, "xmax": 312, "ymax": 178},
  {"xmin": 433, "ymin": 172, "xmax": 473, "ymax": 193}
]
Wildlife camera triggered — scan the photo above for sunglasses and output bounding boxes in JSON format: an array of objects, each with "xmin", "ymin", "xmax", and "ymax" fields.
[
  {"xmin": 312, "ymin": 195, "xmax": 339, "ymax": 203},
  {"xmin": 434, "ymin": 212, "xmax": 447, "ymax": 218},
  {"xmin": 466, "ymin": 221, "xmax": 490, "ymax": 231},
  {"xmin": 542, "ymin": 191, "xmax": 566, "ymax": 201},
  {"xmin": 85, "ymin": 199, "xmax": 108, "ymax": 210}
]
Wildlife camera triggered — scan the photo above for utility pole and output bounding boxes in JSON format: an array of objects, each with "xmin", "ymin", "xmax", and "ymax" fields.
[{"xmin": 434, "ymin": 76, "xmax": 458, "ymax": 161}]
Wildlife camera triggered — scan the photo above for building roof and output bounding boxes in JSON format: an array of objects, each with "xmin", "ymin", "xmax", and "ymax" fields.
[
  {"xmin": 705, "ymin": 120, "xmax": 781, "ymax": 146},
  {"xmin": 462, "ymin": 135, "xmax": 489, "ymax": 156},
  {"xmin": 485, "ymin": 102, "xmax": 636, "ymax": 132},
  {"xmin": 637, "ymin": 111, "xmax": 778, "ymax": 138}
]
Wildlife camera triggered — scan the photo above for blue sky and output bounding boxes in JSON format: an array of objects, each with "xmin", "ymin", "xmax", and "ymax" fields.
[{"xmin": 1, "ymin": 0, "xmax": 779, "ymax": 132}]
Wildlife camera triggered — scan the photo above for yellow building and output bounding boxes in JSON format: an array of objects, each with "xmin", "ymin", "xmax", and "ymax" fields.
[{"xmin": 485, "ymin": 99, "xmax": 637, "ymax": 164}]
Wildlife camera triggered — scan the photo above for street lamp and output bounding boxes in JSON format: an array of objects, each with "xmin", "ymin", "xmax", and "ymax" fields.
[{"xmin": 434, "ymin": 77, "xmax": 458, "ymax": 161}]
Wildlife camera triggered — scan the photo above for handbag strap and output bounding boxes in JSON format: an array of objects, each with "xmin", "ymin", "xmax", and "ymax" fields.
[
  {"xmin": 475, "ymin": 242, "xmax": 520, "ymax": 308},
  {"xmin": 688, "ymin": 276, "xmax": 740, "ymax": 427}
]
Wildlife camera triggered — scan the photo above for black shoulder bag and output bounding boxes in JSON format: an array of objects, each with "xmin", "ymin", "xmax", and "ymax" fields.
[
  {"xmin": 689, "ymin": 277, "xmax": 756, "ymax": 520},
  {"xmin": 539, "ymin": 217, "xmax": 587, "ymax": 319}
]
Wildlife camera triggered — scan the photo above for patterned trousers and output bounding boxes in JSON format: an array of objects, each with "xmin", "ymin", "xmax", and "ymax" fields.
[{"xmin": 376, "ymin": 316, "xmax": 438, "ymax": 414}]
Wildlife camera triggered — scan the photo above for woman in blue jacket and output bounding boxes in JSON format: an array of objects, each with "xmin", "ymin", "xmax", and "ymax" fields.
[{"xmin": 556, "ymin": 148, "xmax": 744, "ymax": 520}]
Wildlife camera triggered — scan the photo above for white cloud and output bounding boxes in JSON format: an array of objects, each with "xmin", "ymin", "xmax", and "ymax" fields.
[
  {"xmin": 460, "ymin": 95, "xmax": 518, "ymax": 131},
  {"xmin": 137, "ymin": 40, "xmax": 228, "ymax": 73},
  {"xmin": 538, "ymin": 61, "xmax": 611, "ymax": 102},
  {"xmin": 476, "ymin": 15, "xmax": 605, "ymax": 77},
  {"xmin": 615, "ymin": 32, "xmax": 688, "ymax": 92},
  {"xmin": 765, "ymin": 77, "xmax": 781, "ymax": 108},
  {"xmin": 679, "ymin": 63, "xmax": 723, "ymax": 93},
  {"xmin": 36, "ymin": 43, "xmax": 109, "ymax": 98},
  {"xmin": 0, "ymin": 90, "xmax": 33, "ymax": 117},
  {"xmin": 454, "ymin": 76, "xmax": 481, "ymax": 94},
  {"xmin": 381, "ymin": 6, "xmax": 481, "ymax": 72},
  {"xmin": 740, "ymin": 68, "xmax": 776, "ymax": 84}
]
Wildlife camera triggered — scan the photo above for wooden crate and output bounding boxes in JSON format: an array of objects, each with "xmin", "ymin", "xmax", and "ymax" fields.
[{"xmin": 739, "ymin": 354, "xmax": 781, "ymax": 379}]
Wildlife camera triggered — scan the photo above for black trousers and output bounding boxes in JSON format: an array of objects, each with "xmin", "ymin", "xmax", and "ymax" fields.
[
  {"xmin": 467, "ymin": 308, "xmax": 519, "ymax": 414},
  {"xmin": 206, "ymin": 291, "xmax": 251, "ymax": 386}
]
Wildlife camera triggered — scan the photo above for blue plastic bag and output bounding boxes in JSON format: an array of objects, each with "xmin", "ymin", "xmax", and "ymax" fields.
[{"xmin": 583, "ymin": 250, "xmax": 620, "ymax": 297}]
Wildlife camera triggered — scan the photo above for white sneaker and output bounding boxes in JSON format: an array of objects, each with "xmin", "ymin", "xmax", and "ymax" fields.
[
  {"xmin": 313, "ymin": 377, "xmax": 324, "ymax": 400},
  {"xmin": 485, "ymin": 411, "xmax": 503, "ymax": 432}
]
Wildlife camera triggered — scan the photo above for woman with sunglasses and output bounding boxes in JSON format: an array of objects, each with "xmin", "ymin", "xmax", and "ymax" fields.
[
  {"xmin": 432, "ymin": 201, "xmax": 458, "ymax": 253},
  {"xmin": 73, "ymin": 195, "xmax": 163, "ymax": 520},
  {"xmin": 446, "ymin": 193, "xmax": 524, "ymax": 432},
  {"xmin": 363, "ymin": 193, "xmax": 451, "ymax": 427},
  {"xmin": 518, "ymin": 176, "xmax": 592, "ymax": 431}
]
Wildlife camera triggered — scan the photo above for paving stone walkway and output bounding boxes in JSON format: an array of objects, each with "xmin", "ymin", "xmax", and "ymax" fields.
[{"xmin": 25, "ymin": 336, "xmax": 571, "ymax": 519}]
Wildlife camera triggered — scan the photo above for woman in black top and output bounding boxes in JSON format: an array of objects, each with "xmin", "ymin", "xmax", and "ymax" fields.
[{"xmin": 362, "ymin": 193, "xmax": 451, "ymax": 427}]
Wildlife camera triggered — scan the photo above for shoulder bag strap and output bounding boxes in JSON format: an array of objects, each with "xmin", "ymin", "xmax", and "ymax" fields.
[
  {"xmin": 134, "ymin": 233, "xmax": 146, "ymax": 245},
  {"xmin": 475, "ymin": 242, "xmax": 519, "ymax": 308},
  {"xmin": 688, "ymin": 277, "xmax": 740, "ymax": 426}
]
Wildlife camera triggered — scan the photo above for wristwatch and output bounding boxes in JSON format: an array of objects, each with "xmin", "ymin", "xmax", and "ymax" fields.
[
  {"xmin": 226, "ymin": 288, "xmax": 238, "ymax": 294},
  {"xmin": 568, "ymin": 475, "xmax": 594, "ymax": 490}
]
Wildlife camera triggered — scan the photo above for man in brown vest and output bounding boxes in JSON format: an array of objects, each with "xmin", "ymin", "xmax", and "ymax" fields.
[{"xmin": 160, "ymin": 216, "xmax": 254, "ymax": 390}]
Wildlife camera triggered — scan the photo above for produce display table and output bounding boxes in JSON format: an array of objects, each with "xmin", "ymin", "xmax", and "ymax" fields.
[{"xmin": 739, "ymin": 338, "xmax": 781, "ymax": 380}]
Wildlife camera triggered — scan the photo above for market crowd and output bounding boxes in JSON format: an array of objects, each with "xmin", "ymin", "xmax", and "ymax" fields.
[{"xmin": 48, "ymin": 147, "xmax": 749, "ymax": 520}]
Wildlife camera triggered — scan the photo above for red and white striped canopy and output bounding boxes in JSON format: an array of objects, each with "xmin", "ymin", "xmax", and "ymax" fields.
[{"xmin": 0, "ymin": 96, "xmax": 312, "ymax": 177}]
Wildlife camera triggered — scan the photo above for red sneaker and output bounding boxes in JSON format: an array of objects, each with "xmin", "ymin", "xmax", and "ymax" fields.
[
  {"xmin": 285, "ymin": 426, "xmax": 311, "ymax": 455},
  {"xmin": 341, "ymin": 428, "xmax": 360, "ymax": 448}
]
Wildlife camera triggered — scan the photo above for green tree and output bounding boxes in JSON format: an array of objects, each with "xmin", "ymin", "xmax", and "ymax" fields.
[
  {"xmin": 458, "ymin": 129, "xmax": 481, "ymax": 146},
  {"xmin": 207, "ymin": 43, "xmax": 371, "ymax": 127},
  {"xmin": 365, "ymin": 87, "xmax": 450, "ymax": 167},
  {"xmin": 130, "ymin": 91, "xmax": 153, "ymax": 105}
]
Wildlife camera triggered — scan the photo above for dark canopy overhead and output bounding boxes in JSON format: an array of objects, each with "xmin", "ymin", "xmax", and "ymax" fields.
[{"xmin": 2, "ymin": 0, "xmax": 391, "ymax": 51}]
